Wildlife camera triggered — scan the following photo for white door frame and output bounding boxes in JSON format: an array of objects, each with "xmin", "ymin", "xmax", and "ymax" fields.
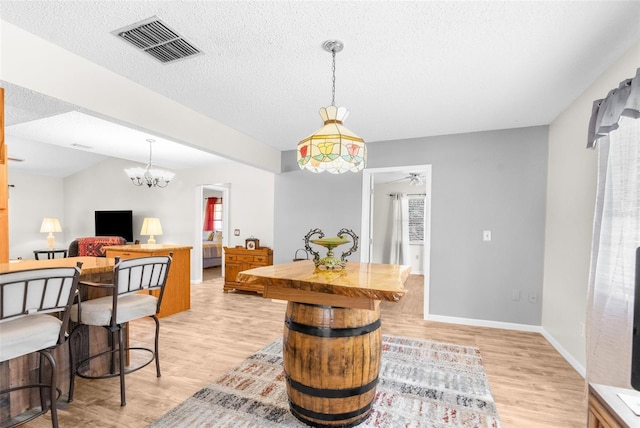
[
  {"xmin": 360, "ymin": 165, "xmax": 432, "ymax": 317},
  {"xmin": 193, "ymin": 184, "xmax": 230, "ymax": 283}
]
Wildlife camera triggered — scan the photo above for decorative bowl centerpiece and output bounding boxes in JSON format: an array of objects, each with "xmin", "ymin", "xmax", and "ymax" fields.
[
  {"xmin": 310, "ymin": 236, "xmax": 350, "ymax": 270},
  {"xmin": 304, "ymin": 228, "xmax": 359, "ymax": 270}
]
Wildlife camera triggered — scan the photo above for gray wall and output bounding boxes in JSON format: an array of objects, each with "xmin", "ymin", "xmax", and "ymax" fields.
[
  {"xmin": 274, "ymin": 162, "xmax": 363, "ymax": 264},
  {"xmin": 275, "ymin": 125, "xmax": 548, "ymax": 325}
]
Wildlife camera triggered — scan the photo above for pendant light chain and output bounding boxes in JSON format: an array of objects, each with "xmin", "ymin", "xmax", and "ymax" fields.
[{"xmin": 331, "ymin": 48, "xmax": 336, "ymax": 106}]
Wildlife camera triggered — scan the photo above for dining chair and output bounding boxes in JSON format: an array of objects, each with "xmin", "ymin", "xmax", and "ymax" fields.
[
  {"xmin": 68, "ymin": 254, "xmax": 172, "ymax": 406},
  {"xmin": 0, "ymin": 262, "xmax": 82, "ymax": 428}
]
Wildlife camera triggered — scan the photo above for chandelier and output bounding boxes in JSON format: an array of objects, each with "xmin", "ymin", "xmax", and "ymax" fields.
[
  {"xmin": 124, "ymin": 139, "xmax": 175, "ymax": 188},
  {"xmin": 297, "ymin": 40, "xmax": 366, "ymax": 174}
]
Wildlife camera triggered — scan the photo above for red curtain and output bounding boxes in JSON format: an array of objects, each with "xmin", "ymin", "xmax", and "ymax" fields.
[{"xmin": 203, "ymin": 197, "xmax": 217, "ymax": 231}]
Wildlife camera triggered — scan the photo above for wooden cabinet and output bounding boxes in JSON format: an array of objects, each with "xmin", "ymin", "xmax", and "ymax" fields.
[
  {"xmin": 223, "ymin": 246, "xmax": 273, "ymax": 294},
  {"xmin": 105, "ymin": 244, "xmax": 192, "ymax": 318},
  {"xmin": 588, "ymin": 383, "xmax": 640, "ymax": 428}
]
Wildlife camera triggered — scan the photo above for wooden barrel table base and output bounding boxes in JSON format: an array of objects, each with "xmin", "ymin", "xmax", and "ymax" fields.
[
  {"xmin": 283, "ymin": 302, "xmax": 382, "ymax": 427},
  {"xmin": 236, "ymin": 261, "xmax": 409, "ymax": 427}
]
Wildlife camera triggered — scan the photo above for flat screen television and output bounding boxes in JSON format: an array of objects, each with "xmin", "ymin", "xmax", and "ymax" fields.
[{"xmin": 94, "ymin": 210, "xmax": 133, "ymax": 243}]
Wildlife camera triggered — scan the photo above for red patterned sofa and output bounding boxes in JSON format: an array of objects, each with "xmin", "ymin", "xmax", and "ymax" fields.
[{"xmin": 68, "ymin": 236, "xmax": 127, "ymax": 257}]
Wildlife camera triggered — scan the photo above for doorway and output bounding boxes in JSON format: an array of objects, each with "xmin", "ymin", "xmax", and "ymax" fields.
[
  {"xmin": 360, "ymin": 165, "xmax": 432, "ymax": 317},
  {"xmin": 194, "ymin": 184, "xmax": 230, "ymax": 283}
]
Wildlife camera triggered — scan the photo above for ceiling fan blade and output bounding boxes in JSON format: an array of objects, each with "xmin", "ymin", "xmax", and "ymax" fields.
[{"xmin": 388, "ymin": 177, "xmax": 408, "ymax": 183}]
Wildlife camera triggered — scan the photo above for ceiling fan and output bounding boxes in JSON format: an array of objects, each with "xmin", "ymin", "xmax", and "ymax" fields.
[{"xmin": 390, "ymin": 172, "xmax": 425, "ymax": 186}]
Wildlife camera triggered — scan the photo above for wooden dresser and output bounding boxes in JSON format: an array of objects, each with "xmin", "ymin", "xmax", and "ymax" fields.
[
  {"xmin": 223, "ymin": 246, "xmax": 273, "ymax": 294},
  {"xmin": 589, "ymin": 383, "xmax": 640, "ymax": 427},
  {"xmin": 105, "ymin": 244, "xmax": 192, "ymax": 318}
]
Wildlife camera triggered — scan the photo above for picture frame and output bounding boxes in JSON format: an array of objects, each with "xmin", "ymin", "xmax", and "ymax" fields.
[{"xmin": 245, "ymin": 237, "xmax": 259, "ymax": 250}]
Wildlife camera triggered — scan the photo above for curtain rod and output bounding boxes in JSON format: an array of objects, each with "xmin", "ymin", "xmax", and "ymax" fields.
[{"xmin": 388, "ymin": 193, "xmax": 426, "ymax": 196}]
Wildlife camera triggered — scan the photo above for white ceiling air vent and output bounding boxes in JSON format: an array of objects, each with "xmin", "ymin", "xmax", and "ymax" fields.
[{"xmin": 113, "ymin": 16, "xmax": 202, "ymax": 64}]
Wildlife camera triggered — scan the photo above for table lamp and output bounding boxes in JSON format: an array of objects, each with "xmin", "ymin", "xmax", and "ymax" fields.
[
  {"xmin": 140, "ymin": 217, "xmax": 163, "ymax": 244},
  {"xmin": 40, "ymin": 217, "xmax": 62, "ymax": 249}
]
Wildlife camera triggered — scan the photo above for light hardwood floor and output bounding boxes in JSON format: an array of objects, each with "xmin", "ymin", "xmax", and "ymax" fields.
[{"xmin": 25, "ymin": 274, "xmax": 586, "ymax": 427}]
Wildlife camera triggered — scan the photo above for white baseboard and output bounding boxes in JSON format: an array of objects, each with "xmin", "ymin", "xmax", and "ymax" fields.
[
  {"xmin": 425, "ymin": 314, "xmax": 586, "ymax": 378},
  {"xmin": 540, "ymin": 327, "xmax": 586, "ymax": 378},
  {"xmin": 425, "ymin": 314, "xmax": 543, "ymax": 333}
]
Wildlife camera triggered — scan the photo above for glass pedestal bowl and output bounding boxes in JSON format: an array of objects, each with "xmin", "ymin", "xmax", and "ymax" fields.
[{"xmin": 309, "ymin": 236, "xmax": 350, "ymax": 270}]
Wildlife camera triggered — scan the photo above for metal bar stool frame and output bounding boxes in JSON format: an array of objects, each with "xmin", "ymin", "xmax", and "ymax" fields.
[
  {"xmin": 0, "ymin": 263, "xmax": 82, "ymax": 428},
  {"xmin": 68, "ymin": 254, "xmax": 171, "ymax": 406}
]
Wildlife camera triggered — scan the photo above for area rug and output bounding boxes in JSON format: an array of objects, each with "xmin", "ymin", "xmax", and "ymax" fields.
[{"xmin": 149, "ymin": 335, "xmax": 501, "ymax": 427}]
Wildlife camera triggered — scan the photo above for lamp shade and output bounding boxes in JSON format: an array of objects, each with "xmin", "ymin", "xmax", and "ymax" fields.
[
  {"xmin": 40, "ymin": 217, "xmax": 62, "ymax": 249},
  {"xmin": 297, "ymin": 106, "xmax": 366, "ymax": 174},
  {"xmin": 140, "ymin": 218, "xmax": 163, "ymax": 244},
  {"xmin": 40, "ymin": 217, "xmax": 62, "ymax": 233}
]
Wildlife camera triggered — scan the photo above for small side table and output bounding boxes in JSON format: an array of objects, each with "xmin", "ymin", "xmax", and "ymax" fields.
[{"xmin": 33, "ymin": 248, "xmax": 68, "ymax": 260}]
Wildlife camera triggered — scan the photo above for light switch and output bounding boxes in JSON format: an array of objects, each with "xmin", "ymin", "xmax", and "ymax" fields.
[{"xmin": 483, "ymin": 230, "xmax": 491, "ymax": 241}]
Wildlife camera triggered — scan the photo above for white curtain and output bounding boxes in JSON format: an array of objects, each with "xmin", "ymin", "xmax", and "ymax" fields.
[
  {"xmin": 390, "ymin": 193, "xmax": 410, "ymax": 265},
  {"xmin": 587, "ymin": 66, "xmax": 640, "ymax": 387}
]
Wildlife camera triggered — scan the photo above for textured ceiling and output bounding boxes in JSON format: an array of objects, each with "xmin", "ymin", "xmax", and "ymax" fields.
[{"xmin": 1, "ymin": 1, "xmax": 640, "ymax": 175}]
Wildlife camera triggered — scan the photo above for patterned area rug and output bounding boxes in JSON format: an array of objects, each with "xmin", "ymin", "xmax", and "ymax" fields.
[{"xmin": 149, "ymin": 335, "xmax": 501, "ymax": 427}]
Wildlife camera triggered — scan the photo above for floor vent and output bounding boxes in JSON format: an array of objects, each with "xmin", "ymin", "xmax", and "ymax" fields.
[{"xmin": 113, "ymin": 16, "xmax": 202, "ymax": 64}]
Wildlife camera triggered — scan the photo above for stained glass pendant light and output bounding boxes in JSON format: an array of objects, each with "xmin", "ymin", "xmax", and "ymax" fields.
[{"xmin": 297, "ymin": 40, "xmax": 366, "ymax": 174}]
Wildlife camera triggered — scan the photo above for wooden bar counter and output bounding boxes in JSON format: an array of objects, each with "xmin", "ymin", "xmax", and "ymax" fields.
[
  {"xmin": 237, "ymin": 260, "xmax": 410, "ymax": 427},
  {"xmin": 105, "ymin": 244, "xmax": 192, "ymax": 318},
  {"xmin": 0, "ymin": 255, "xmax": 114, "ymax": 275}
]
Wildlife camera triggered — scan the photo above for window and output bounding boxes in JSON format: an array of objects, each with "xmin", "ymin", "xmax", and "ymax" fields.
[
  {"xmin": 203, "ymin": 196, "xmax": 223, "ymax": 232},
  {"xmin": 213, "ymin": 199, "xmax": 223, "ymax": 231},
  {"xmin": 408, "ymin": 197, "xmax": 424, "ymax": 243},
  {"xmin": 586, "ymin": 68, "xmax": 640, "ymax": 387}
]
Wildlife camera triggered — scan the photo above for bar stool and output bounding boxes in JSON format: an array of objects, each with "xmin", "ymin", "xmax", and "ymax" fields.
[
  {"xmin": 68, "ymin": 254, "xmax": 172, "ymax": 406},
  {"xmin": 0, "ymin": 263, "xmax": 82, "ymax": 428}
]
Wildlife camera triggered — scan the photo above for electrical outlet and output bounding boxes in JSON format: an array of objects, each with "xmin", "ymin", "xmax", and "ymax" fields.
[{"xmin": 234, "ymin": 229, "xmax": 240, "ymax": 236}]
